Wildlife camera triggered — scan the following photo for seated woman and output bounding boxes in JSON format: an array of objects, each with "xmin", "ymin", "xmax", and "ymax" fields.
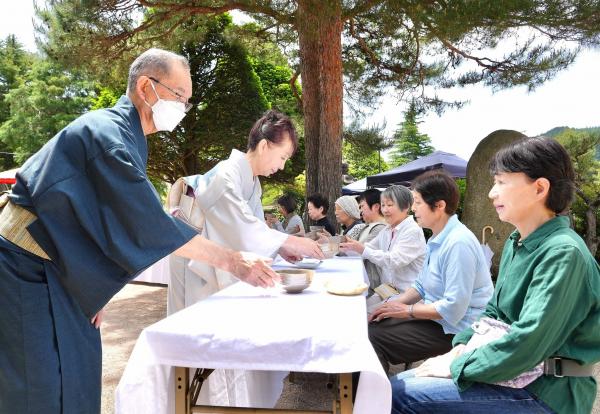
[
  {"xmin": 168, "ymin": 110, "xmax": 323, "ymax": 408},
  {"xmin": 306, "ymin": 193, "xmax": 336, "ymax": 235},
  {"xmin": 334, "ymin": 195, "xmax": 364, "ymax": 238},
  {"xmin": 391, "ymin": 137, "xmax": 600, "ymax": 414},
  {"xmin": 366, "ymin": 171, "xmax": 494, "ymax": 374},
  {"xmin": 341, "ymin": 185, "xmax": 426, "ymax": 297},
  {"xmin": 268, "ymin": 194, "xmax": 305, "ymax": 236}
]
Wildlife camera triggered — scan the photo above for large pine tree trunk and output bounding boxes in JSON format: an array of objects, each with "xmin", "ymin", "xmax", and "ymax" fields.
[{"xmin": 297, "ymin": 0, "xmax": 343, "ymax": 228}]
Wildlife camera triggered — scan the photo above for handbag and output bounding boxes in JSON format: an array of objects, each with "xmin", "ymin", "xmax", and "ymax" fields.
[
  {"xmin": 464, "ymin": 317, "xmax": 543, "ymax": 388},
  {"xmin": 166, "ymin": 177, "xmax": 205, "ymax": 232},
  {"xmin": 373, "ymin": 283, "xmax": 399, "ymax": 301}
]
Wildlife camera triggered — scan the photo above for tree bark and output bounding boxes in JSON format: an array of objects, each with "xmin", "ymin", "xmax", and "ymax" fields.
[{"xmin": 297, "ymin": 0, "xmax": 343, "ymax": 227}]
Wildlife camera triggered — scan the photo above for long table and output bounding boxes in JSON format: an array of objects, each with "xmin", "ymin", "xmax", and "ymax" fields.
[{"xmin": 115, "ymin": 256, "xmax": 391, "ymax": 413}]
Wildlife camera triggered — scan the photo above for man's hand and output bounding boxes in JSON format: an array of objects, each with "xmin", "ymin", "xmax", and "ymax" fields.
[
  {"xmin": 414, "ymin": 344, "xmax": 466, "ymax": 379},
  {"xmin": 175, "ymin": 235, "xmax": 282, "ymax": 287},
  {"xmin": 90, "ymin": 308, "xmax": 105, "ymax": 329},
  {"xmin": 230, "ymin": 251, "xmax": 280, "ymax": 288},
  {"xmin": 278, "ymin": 245, "xmax": 303, "ymax": 263}
]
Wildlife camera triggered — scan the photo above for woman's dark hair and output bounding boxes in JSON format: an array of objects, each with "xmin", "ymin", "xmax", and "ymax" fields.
[
  {"xmin": 489, "ymin": 137, "xmax": 575, "ymax": 214},
  {"xmin": 277, "ymin": 194, "xmax": 297, "ymax": 214},
  {"xmin": 412, "ymin": 170, "xmax": 459, "ymax": 215},
  {"xmin": 306, "ymin": 193, "xmax": 329, "ymax": 214},
  {"xmin": 247, "ymin": 110, "xmax": 298, "ymax": 154},
  {"xmin": 358, "ymin": 188, "xmax": 382, "ymax": 210}
]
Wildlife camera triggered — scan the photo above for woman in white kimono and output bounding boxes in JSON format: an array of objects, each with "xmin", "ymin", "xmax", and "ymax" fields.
[{"xmin": 168, "ymin": 110, "xmax": 323, "ymax": 409}]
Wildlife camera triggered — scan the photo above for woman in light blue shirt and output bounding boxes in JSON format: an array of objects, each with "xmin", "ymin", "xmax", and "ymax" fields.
[{"xmin": 368, "ymin": 170, "xmax": 493, "ymax": 373}]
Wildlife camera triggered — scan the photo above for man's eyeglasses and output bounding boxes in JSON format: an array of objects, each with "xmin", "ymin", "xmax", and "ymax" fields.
[{"xmin": 148, "ymin": 76, "xmax": 193, "ymax": 113}]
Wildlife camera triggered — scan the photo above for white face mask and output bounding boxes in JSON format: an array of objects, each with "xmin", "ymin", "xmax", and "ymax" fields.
[{"xmin": 145, "ymin": 81, "xmax": 187, "ymax": 132}]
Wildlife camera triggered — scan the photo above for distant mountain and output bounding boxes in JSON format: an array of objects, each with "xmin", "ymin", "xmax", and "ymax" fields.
[
  {"xmin": 541, "ymin": 126, "xmax": 600, "ymax": 159},
  {"xmin": 541, "ymin": 126, "xmax": 600, "ymax": 138}
]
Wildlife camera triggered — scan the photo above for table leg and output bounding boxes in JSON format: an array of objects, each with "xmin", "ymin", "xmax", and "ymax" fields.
[
  {"xmin": 175, "ymin": 367, "xmax": 190, "ymax": 414},
  {"xmin": 190, "ymin": 408, "xmax": 331, "ymax": 413},
  {"xmin": 338, "ymin": 373, "xmax": 353, "ymax": 414},
  {"xmin": 177, "ymin": 368, "xmax": 351, "ymax": 414}
]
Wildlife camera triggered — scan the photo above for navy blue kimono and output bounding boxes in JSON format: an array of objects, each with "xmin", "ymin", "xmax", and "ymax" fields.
[{"xmin": 0, "ymin": 96, "xmax": 197, "ymax": 413}]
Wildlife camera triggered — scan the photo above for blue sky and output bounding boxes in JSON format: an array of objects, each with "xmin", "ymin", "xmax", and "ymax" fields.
[{"xmin": 2, "ymin": 1, "xmax": 599, "ymax": 161}]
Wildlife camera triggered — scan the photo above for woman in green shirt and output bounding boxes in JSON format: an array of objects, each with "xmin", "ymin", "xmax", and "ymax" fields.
[{"xmin": 390, "ymin": 137, "xmax": 600, "ymax": 414}]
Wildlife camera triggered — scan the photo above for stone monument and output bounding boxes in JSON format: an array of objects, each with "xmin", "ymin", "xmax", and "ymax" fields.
[{"xmin": 462, "ymin": 130, "xmax": 526, "ymax": 279}]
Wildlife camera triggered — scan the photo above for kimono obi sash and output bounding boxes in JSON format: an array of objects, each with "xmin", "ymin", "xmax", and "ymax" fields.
[{"xmin": 167, "ymin": 167, "xmax": 227, "ymax": 233}]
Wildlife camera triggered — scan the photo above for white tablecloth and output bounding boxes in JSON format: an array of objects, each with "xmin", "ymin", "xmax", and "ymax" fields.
[
  {"xmin": 115, "ymin": 256, "xmax": 391, "ymax": 414},
  {"xmin": 133, "ymin": 255, "xmax": 170, "ymax": 285}
]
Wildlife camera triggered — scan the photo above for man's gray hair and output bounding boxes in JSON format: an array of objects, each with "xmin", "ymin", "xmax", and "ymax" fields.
[
  {"xmin": 127, "ymin": 48, "xmax": 190, "ymax": 94},
  {"xmin": 381, "ymin": 185, "xmax": 413, "ymax": 211}
]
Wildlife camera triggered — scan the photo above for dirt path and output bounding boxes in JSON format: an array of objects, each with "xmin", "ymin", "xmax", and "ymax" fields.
[
  {"xmin": 100, "ymin": 283, "xmax": 167, "ymax": 414},
  {"xmin": 100, "ymin": 283, "xmax": 600, "ymax": 414}
]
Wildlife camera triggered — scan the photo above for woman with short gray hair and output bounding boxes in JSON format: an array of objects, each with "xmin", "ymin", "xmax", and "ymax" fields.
[
  {"xmin": 382, "ymin": 185, "xmax": 413, "ymax": 211},
  {"xmin": 341, "ymin": 184, "xmax": 426, "ymax": 298}
]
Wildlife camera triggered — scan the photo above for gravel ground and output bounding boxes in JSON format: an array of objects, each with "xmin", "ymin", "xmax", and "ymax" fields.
[
  {"xmin": 101, "ymin": 283, "xmax": 600, "ymax": 414},
  {"xmin": 100, "ymin": 283, "xmax": 168, "ymax": 413}
]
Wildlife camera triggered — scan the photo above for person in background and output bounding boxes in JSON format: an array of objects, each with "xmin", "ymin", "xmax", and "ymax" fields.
[
  {"xmin": 355, "ymin": 189, "xmax": 386, "ymax": 244},
  {"xmin": 0, "ymin": 48, "xmax": 278, "ymax": 414},
  {"xmin": 334, "ymin": 195, "xmax": 364, "ymax": 239},
  {"xmin": 340, "ymin": 189, "xmax": 387, "ymax": 283},
  {"xmin": 268, "ymin": 194, "xmax": 305, "ymax": 236},
  {"xmin": 306, "ymin": 193, "xmax": 336, "ymax": 235},
  {"xmin": 367, "ymin": 171, "xmax": 494, "ymax": 374},
  {"xmin": 341, "ymin": 185, "xmax": 426, "ymax": 297},
  {"xmin": 390, "ymin": 137, "xmax": 600, "ymax": 414}
]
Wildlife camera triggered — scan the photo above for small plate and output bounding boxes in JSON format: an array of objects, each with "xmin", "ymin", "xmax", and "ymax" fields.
[{"xmin": 295, "ymin": 259, "xmax": 322, "ymax": 269}]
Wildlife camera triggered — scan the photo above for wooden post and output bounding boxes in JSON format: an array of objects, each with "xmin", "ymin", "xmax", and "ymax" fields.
[
  {"xmin": 338, "ymin": 373, "xmax": 353, "ymax": 414},
  {"xmin": 175, "ymin": 367, "xmax": 189, "ymax": 414}
]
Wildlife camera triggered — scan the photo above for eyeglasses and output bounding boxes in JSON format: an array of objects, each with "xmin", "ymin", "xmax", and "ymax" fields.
[{"xmin": 148, "ymin": 76, "xmax": 193, "ymax": 113}]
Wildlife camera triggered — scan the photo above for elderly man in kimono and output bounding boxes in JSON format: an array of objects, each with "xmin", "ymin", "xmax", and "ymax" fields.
[
  {"xmin": 0, "ymin": 48, "xmax": 280, "ymax": 414},
  {"xmin": 168, "ymin": 110, "xmax": 324, "ymax": 408}
]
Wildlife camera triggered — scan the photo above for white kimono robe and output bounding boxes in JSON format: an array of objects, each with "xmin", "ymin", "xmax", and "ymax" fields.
[{"xmin": 167, "ymin": 149, "xmax": 288, "ymax": 408}]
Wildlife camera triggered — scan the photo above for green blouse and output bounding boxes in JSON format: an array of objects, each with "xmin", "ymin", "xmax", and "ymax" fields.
[{"xmin": 451, "ymin": 216, "xmax": 600, "ymax": 414}]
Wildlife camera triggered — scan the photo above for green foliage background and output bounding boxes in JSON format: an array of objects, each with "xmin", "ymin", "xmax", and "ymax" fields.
[
  {"xmin": 389, "ymin": 102, "xmax": 434, "ymax": 167},
  {"xmin": 0, "ymin": 59, "xmax": 93, "ymax": 164},
  {"xmin": 0, "ymin": 14, "xmax": 306, "ymax": 196},
  {"xmin": 554, "ymin": 128, "xmax": 600, "ymax": 260},
  {"xmin": 1, "ymin": 2, "xmax": 600, "ymax": 255}
]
